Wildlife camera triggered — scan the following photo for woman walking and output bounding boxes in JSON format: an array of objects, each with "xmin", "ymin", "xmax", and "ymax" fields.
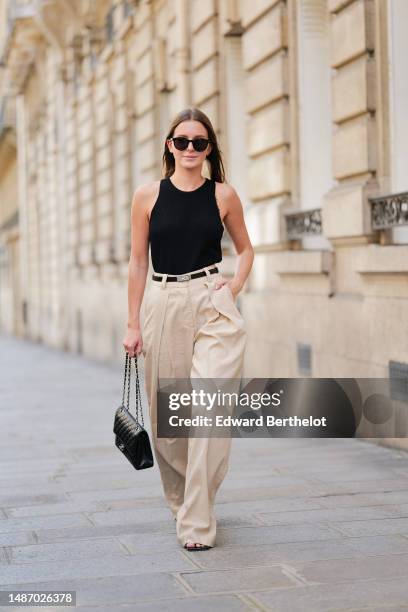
[{"xmin": 123, "ymin": 107, "xmax": 254, "ymax": 551}]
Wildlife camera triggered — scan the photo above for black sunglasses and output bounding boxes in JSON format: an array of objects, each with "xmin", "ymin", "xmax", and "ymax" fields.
[{"xmin": 169, "ymin": 137, "xmax": 211, "ymax": 152}]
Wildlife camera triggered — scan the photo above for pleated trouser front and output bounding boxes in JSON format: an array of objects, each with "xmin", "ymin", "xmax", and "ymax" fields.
[{"xmin": 140, "ymin": 264, "xmax": 247, "ymax": 547}]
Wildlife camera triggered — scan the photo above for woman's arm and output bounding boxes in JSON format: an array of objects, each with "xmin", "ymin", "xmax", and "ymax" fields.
[
  {"xmin": 127, "ymin": 185, "xmax": 150, "ymax": 331},
  {"xmin": 215, "ymin": 182, "xmax": 254, "ymax": 297}
]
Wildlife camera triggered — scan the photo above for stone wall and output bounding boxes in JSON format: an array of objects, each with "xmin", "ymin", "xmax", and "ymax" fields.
[{"xmin": 0, "ymin": 0, "xmax": 407, "ymax": 448}]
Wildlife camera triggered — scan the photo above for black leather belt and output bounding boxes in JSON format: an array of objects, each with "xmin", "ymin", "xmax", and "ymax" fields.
[{"xmin": 152, "ymin": 266, "xmax": 219, "ymax": 282}]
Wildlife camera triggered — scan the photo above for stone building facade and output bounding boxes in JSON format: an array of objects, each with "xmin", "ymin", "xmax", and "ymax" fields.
[{"xmin": 0, "ymin": 0, "xmax": 408, "ymax": 445}]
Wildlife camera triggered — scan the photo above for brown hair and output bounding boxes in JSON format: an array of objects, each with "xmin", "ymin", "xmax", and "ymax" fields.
[{"xmin": 161, "ymin": 107, "xmax": 226, "ymax": 183}]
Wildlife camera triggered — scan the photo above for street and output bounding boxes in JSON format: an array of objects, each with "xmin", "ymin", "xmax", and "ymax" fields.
[{"xmin": 1, "ymin": 334, "xmax": 408, "ymax": 611}]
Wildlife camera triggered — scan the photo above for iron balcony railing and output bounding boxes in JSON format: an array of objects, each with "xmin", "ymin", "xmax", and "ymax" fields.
[
  {"xmin": 285, "ymin": 208, "xmax": 322, "ymax": 240},
  {"xmin": 369, "ymin": 191, "xmax": 408, "ymax": 231}
]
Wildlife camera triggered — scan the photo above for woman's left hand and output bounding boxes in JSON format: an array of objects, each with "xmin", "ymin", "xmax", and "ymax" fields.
[{"xmin": 214, "ymin": 278, "xmax": 241, "ymax": 299}]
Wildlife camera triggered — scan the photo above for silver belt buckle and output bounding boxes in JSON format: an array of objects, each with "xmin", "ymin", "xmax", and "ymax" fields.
[{"xmin": 177, "ymin": 274, "xmax": 191, "ymax": 282}]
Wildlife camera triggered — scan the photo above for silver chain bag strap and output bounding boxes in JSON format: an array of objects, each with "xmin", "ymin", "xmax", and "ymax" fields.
[{"xmin": 113, "ymin": 352, "xmax": 154, "ymax": 470}]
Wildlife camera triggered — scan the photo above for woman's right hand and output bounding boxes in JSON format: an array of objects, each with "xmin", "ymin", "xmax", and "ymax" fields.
[{"xmin": 123, "ymin": 326, "xmax": 143, "ymax": 357}]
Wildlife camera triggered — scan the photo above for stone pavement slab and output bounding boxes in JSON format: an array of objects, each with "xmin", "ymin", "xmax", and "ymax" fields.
[
  {"xmin": 251, "ymin": 577, "xmax": 408, "ymax": 611},
  {"xmin": 1, "ymin": 334, "xmax": 408, "ymax": 610},
  {"xmin": 0, "ymin": 572, "xmax": 189, "ymax": 608},
  {"xmin": 0, "ymin": 550, "xmax": 196, "ymax": 585}
]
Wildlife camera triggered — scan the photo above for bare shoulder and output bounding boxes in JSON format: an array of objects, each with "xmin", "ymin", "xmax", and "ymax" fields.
[
  {"xmin": 132, "ymin": 180, "xmax": 161, "ymax": 203},
  {"xmin": 214, "ymin": 181, "xmax": 241, "ymax": 219},
  {"xmin": 131, "ymin": 180, "xmax": 161, "ymax": 220},
  {"xmin": 214, "ymin": 180, "xmax": 238, "ymax": 201}
]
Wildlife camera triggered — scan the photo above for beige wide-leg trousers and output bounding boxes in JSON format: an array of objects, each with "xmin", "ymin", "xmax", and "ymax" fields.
[{"xmin": 140, "ymin": 264, "xmax": 247, "ymax": 547}]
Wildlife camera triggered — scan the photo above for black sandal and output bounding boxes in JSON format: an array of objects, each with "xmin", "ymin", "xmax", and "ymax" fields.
[{"xmin": 184, "ymin": 542, "xmax": 212, "ymax": 551}]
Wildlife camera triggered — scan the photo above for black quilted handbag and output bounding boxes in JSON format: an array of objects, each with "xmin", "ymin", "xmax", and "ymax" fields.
[{"xmin": 113, "ymin": 352, "xmax": 154, "ymax": 470}]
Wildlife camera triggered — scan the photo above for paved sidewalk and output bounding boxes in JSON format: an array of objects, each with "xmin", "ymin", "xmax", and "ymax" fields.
[{"xmin": 1, "ymin": 334, "xmax": 408, "ymax": 611}]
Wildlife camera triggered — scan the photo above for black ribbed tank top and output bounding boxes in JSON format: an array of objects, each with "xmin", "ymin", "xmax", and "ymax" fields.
[{"xmin": 148, "ymin": 176, "xmax": 224, "ymax": 275}]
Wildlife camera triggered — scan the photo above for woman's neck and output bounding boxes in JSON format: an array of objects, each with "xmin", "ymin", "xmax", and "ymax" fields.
[{"xmin": 170, "ymin": 168, "xmax": 204, "ymax": 190}]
